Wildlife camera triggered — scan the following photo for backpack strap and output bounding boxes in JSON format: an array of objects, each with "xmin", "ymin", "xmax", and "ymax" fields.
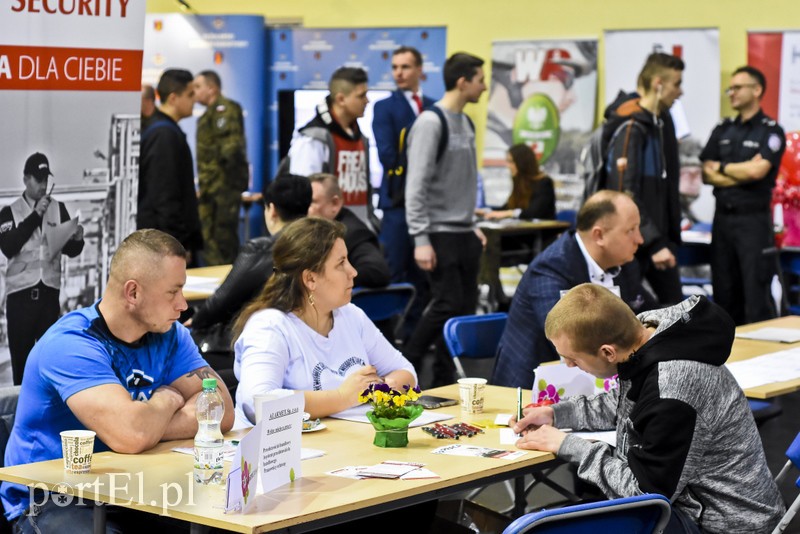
[
  {"xmin": 428, "ymin": 106, "xmax": 448, "ymax": 163},
  {"xmin": 615, "ymin": 119, "xmax": 636, "ymax": 191}
]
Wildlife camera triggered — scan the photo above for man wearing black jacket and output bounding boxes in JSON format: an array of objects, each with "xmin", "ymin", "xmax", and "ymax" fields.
[
  {"xmin": 138, "ymin": 68, "xmax": 203, "ymax": 265},
  {"xmin": 307, "ymin": 173, "xmax": 390, "ymax": 288},
  {"xmin": 602, "ymin": 53, "xmax": 684, "ymax": 305}
]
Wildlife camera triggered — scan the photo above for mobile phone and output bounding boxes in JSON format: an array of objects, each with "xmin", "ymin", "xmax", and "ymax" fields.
[{"xmin": 415, "ymin": 395, "xmax": 458, "ymax": 409}]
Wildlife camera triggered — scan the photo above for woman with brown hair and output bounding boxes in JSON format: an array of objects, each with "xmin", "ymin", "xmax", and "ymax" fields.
[
  {"xmin": 231, "ymin": 217, "xmax": 416, "ymax": 426},
  {"xmin": 478, "ymin": 143, "xmax": 556, "ymax": 220}
]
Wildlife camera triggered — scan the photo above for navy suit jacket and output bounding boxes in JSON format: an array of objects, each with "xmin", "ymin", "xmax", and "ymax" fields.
[
  {"xmin": 491, "ymin": 231, "xmax": 657, "ymax": 388},
  {"xmin": 372, "ymin": 90, "xmax": 435, "ymax": 209}
]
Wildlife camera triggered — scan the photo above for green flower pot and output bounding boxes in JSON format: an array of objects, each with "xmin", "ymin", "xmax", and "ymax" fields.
[{"xmin": 365, "ymin": 405, "xmax": 424, "ymax": 448}]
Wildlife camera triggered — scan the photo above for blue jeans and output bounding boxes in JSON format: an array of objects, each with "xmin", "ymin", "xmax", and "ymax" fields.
[
  {"xmin": 13, "ymin": 500, "xmax": 123, "ymax": 534},
  {"xmin": 664, "ymin": 506, "xmax": 703, "ymax": 534},
  {"xmin": 12, "ymin": 498, "xmax": 189, "ymax": 533}
]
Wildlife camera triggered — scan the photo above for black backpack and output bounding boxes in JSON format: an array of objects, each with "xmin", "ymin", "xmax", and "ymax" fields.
[{"xmin": 386, "ymin": 106, "xmax": 475, "ymax": 208}]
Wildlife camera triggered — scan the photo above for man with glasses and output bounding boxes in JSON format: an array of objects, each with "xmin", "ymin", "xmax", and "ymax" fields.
[{"xmin": 700, "ymin": 66, "xmax": 785, "ymax": 324}]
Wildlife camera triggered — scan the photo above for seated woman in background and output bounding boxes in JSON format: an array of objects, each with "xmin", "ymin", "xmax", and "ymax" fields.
[
  {"xmin": 477, "ymin": 143, "xmax": 556, "ymax": 220},
  {"xmin": 231, "ymin": 216, "xmax": 417, "ymax": 427}
]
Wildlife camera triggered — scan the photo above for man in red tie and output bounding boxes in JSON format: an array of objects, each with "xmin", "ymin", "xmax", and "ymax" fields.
[{"xmin": 372, "ymin": 47, "xmax": 438, "ymax": 335}]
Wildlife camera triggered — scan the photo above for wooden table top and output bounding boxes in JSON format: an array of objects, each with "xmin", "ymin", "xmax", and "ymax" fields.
[{"xmin": 0, "ymin": 385, "xmax": 552, "ymax": 533}]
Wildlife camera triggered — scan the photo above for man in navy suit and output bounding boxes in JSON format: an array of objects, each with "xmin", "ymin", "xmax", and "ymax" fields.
[
  {"xmin": 372, "ymin": 46, "xmax": 436, "ymax": 284},
  {"xmin": 491, "ymin": 190, "xmax": 657, "ymax": 388}
]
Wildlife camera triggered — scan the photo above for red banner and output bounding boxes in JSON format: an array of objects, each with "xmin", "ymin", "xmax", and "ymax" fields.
[
  {"xmin": 747, "ymin": 33, "xmax": 782, "ymax": 121},
  {"xmin": 0, "ymin": 44, "xmax": 142, "ymax": 91}
]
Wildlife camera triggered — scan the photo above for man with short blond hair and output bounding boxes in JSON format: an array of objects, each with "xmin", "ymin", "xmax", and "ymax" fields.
[
  {"xmin": 514, "ymin": 284, "xmax": 784, "ymax": 534},
  {"xmin": 491, "ymin": 190, "xmax": 655, "ymax": 388},
  {"xmin": 1, "ymin": 229, "xmax": 235, "ymax": 531}
]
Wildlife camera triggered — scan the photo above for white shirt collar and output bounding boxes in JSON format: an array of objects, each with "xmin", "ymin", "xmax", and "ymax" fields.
[
  {"xmin": 403, "ymin": 90, "xmax": 424, "ymax": 115},
  {"xmin": 574, "ymin": 233, "xmax": 620, "ymax": 289}
]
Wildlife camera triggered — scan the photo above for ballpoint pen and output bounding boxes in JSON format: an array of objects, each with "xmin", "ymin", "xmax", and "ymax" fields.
[{"xmin": 516, "ymin": 387, "xmax": 523, "ymax": 437}]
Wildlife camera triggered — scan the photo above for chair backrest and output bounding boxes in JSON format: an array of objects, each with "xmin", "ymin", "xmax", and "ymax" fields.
[
  {"xmin": 502, "ymin": 494, "xmax": 671, "ymax": 534},
  {"xmin": 773, "ymin": 432, "xmax": 800, "ymax": 533},
  {"xmin": 0, "ymin": 386, "xmax": 20, "ymax": 468},
  {"xmin": 555, "ymin": 210, "xmax": 577, "ymax": 231},
  {"xmin": 350, "ymin": 283, "xmax": 416, "ymax": 324},
  {"xmin": 0, "ymin": 386, "xmax": 20, "ymax": 534},
  {"xmin": 443, "ymin": 313, "xmax": 507, "ymax": 379}
]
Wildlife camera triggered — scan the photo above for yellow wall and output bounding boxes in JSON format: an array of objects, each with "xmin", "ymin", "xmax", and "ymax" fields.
[{"xmin": 146, "ymin": 0, "xmax": 800, "ymax": 153}]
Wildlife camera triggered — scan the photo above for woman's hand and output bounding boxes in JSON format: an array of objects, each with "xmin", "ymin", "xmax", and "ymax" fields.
[
  {"xmin": 484, "ymin": 210, "xmax": 514, "ymax": 220},
  {"xmin": 338, "ymin": 365, "xmax": 382, "ymax": 404}
]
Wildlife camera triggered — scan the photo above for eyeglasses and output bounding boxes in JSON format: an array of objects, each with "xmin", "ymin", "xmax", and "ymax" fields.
[{"xmin": 725, "ymin": 83, "xmax": 757, "ymax": 94}]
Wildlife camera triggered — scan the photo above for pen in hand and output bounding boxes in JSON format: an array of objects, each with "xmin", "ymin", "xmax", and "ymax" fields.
[{"xmin": 516, "ymin": 387, "xmax": 523, "ymax": 437}]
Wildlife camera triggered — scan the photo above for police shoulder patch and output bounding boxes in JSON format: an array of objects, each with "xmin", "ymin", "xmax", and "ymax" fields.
[{"xmin": 768, "ymin": 133, "xmax": 783, "ymax": 153}]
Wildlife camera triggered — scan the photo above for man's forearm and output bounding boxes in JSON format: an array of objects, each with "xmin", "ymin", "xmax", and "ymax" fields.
[{"xmin": 161, "ymin": 390, "xmax": 201, "ymax": 441}]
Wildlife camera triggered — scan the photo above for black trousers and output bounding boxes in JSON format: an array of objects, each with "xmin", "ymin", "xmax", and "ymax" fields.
[
  {"xmin": 711, "ymin": 210, "xmax": 776, "ymax": 325},
  {"xmin": 636, "ymin": 250, "xmax": 684, "ymax": 306},
  {"xmin": 403, "ymin": 232, "xmax": 482, "ymax": 386},
  {"xmin": 6, "ymin": 283, "xmax": 60, "ymax": 385}
]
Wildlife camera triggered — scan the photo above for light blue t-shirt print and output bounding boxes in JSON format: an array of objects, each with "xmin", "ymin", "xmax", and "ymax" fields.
[{"xmin": 312, "ymin": 356, "xmax": 366, "ymax": 390}]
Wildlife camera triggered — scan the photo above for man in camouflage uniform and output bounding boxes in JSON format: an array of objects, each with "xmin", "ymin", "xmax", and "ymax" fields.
[{"xmin": 194, "ymin": 70, "xmax": 250, "ymax": 265}]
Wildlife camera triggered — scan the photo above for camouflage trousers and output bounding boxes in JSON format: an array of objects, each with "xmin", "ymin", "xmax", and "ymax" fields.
[{"xmin": 199, "ymin": 190, "xmax": 241, "ymax": 266}]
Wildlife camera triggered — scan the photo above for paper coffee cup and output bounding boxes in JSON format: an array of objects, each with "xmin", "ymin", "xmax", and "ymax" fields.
[
  {"xmin": 60, "ymin": 430, "xmax": 96, "ymax": 474},
  {"xmin": 458, "ymin": 378, "xmax": 487, "ymax": 414}
]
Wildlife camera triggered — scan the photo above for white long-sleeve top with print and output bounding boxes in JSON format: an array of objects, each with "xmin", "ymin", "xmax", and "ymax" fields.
[{"xmin": 233, "ymin": 303, "xmax": 417, "ymax": 427}]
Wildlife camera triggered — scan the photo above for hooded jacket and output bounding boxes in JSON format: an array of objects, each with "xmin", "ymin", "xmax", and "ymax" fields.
[
  {"xmin": 602, "ymin": 91, "xmax": 681, "ymax": 255},
  {"xmin": 553, "ymin": 296, "xmax": 784, "ymax": 533}
]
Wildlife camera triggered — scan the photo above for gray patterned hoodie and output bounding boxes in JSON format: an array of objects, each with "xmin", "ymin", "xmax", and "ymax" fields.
[{"xmin": 553, "ymin": 296, "xmax": 784, "ymax": 533}]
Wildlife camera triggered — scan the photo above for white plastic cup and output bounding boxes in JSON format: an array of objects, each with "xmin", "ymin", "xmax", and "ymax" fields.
[
  {"xmin": 60, "ymin": 430, "xmax": 96, "ymax": 474},
  {"xmin": 458, "ymin": 378, "xmax": 487, "ymax": 414}
]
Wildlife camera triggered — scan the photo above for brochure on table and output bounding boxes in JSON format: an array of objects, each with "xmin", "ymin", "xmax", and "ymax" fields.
[{"xmin": 226, "ymin": 391, "xmax": 304, "ymax": 513}]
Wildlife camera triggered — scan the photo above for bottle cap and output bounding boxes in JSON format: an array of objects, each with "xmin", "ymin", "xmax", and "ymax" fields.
[{"xmin": 202, "ymin": 378, "xmax": 217, "ymax": 390}]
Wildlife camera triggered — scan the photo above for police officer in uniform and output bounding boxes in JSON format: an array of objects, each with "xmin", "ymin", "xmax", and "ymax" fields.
[
  {"xmin": 194, "ymin": 70, "xmax": 249, "ymax": 266},
  {"xmin": 0, "ymin": 153, "xmax": 84, "ymax": 384},
  {"xmin": 700, "ymin": 66, "xmax": 785, "ymax": 325}
]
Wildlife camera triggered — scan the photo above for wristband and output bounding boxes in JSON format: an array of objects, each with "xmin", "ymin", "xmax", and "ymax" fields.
[{"xmin": 720, "ymin": 162, "xmax": 727, "ymax": 176}]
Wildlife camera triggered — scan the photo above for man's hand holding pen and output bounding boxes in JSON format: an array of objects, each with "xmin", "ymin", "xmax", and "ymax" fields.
[{"xmin": 509, "ymin": 404, "xmax": 566, "ymax": 453}]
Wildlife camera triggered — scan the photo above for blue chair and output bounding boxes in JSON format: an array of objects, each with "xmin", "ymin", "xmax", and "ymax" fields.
[
  {"xmin": 0, "ymin": 386, "xmax": 20, "ymax": 534},
  {"xmin": 443, "ymin": 313, "xmax": 507, "ymax": 379},
  {"xmin": 502, "ymin": 493, "xmax": 671, "ymax": 534},
  {"xmin": 351, "ymin": 283, "xmax": 416, "ymax": 341},
  {"xmin": 779, "ymin": 248, "xmax": 800, "ymax": 315},
  {"xmin": 773, "ymin": 431, "xmax": 800, "ymax": 533},
  {"xmin": 556, "ymin": 210, "xmax": 577, "ymax": 231},
  {"xmin": 748, "ymin": 399, "xmax": 783, "ymax": 428}
]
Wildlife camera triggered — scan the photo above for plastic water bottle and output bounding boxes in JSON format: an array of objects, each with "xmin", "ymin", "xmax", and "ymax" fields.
[{"xmin": 194, "ymin": 378, "xmax": 225, "ymax": 485}]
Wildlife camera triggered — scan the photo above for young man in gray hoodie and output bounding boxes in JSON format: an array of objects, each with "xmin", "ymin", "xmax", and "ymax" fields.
[
  {"xmin": 513, "ymin": 284, "xmax": 784, "ymax": 534},
  {"xmin": 402, "ymin": 52, "xmax": 486, "ymax": 387}
]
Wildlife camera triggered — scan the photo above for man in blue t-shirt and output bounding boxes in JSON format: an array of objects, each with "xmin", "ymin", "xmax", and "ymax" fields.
[{"xmin": 1, "ymin": 229, "xmax": 235, "ymax": 532}]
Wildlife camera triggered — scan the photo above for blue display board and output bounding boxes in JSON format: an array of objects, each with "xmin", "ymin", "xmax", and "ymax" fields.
[
  {"xmin": 265, "ymin": 27, "xmax": 448, "ymax": 182},
  {"xmin": 143, "ymin": 14, "xmax": 267, "ymax": 236}
]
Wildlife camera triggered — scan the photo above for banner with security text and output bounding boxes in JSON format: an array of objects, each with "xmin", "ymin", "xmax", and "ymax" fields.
[{"xmin": 0, "ymin": 1, "xmax": 145, "ymax": 356}]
